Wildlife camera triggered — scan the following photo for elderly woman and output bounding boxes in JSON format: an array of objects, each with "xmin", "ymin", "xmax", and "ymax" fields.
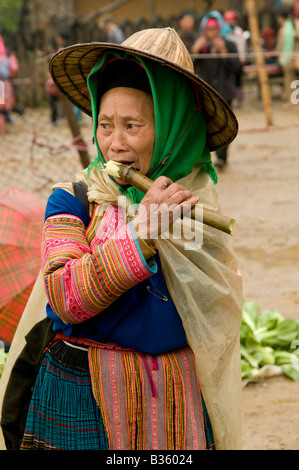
[{"xmin": 20, "ymin": 28, "xmax": 242, "ymax": 451}]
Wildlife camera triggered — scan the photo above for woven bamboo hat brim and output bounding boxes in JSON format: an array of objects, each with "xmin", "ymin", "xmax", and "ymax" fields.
[{"xmin": 49, "ymin": 27, "xmax": 238, "ymax": 151}]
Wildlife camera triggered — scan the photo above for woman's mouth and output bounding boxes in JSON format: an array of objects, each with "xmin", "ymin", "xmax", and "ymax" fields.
[
  {"xmin": 113, "ymin": 161, "xmax": 140, "ymax": 172},
  {"xmin": 106, "ymin": 161, "xmax": 140, "ymax": 185}
]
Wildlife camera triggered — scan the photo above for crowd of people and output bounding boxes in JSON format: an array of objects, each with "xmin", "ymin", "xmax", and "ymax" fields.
[
  {"xmin": 178, "ymin": 6, "xmax": 299, "ymax": 102},
  {"xmin": 176, "ymin": 5, "xmax": 299, "ymax": 163},
  {"xmin": 178, "ymin": 9, "xmax": 247, "ymax": 168},
  {"xmin": 38, "ymin": 6, "xmax": 299, "ymax": 166},
  {"xmin": 2, "ymin": 6, "xmax": 299, "ymax": 137}
]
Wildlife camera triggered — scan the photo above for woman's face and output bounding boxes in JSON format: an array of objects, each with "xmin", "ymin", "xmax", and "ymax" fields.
[
  {"xmin": 204, "ymin": 27, "xmax": 220, "ymax": 41},
  {"xmin": 97, "ymin": 87, "xmax": 155, "ymax": 185}
]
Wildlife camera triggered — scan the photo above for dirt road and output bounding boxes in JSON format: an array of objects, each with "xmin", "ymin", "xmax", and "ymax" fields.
[{"xmin": 216, "ymin": 96, "xmax": 299, "ymax": 450}]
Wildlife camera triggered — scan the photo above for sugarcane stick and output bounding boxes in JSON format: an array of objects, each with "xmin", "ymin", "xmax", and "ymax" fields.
[{"xmin": 104, "ymin": 161, "xmax": 235, "ymax": 235}]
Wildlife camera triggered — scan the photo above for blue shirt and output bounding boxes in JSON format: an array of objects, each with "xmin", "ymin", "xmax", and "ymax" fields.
[{"xmin": 45, "ymin": 189, "xmax": 188, "ymax": 355}]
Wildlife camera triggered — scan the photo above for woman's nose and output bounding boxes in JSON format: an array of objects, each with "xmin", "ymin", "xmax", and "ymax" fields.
[{"xmin": 110, "ymin": 129, "xmax": 128, "ymax": 152}]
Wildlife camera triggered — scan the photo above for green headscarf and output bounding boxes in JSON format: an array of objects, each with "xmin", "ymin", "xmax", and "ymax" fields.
[{"xmin": 87, "ymin": 51, "xmax": 217, "ymax": 204}]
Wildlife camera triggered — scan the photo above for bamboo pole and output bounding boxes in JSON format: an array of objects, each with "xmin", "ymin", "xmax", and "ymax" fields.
[
  {"xmin": 104, "ymin": 162, "xmax": 235, "ymax": 235},
  {"xmin": 59, "ymin": 95, "xmax": 90, "ymax": 169},
  {"xmin": 246, "ymin": 0, "xmax": 274, "ymax": 126}
]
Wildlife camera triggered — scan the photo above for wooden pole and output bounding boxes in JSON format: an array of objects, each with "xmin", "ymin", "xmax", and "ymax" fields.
[
  {"xmin": 246, "ymin": 0, "xmax": 274, "ymax": 126},
  {"xmin": 59, "ymin": 95, "xmax": 90, "ymax": 169},
  {"xmin": 86, "ymin": 0, "xmax": 133, "ymax": 22}
]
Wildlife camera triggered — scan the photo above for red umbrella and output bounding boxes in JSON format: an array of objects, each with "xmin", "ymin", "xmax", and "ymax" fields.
[{"xmin": 0, "ymin": 188, "xmax": 45, "ymax": 343}]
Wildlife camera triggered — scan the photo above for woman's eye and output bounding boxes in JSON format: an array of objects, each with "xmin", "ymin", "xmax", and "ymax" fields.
[{"xmin": 100, "ymin": 123, "xmax": 111, "ymax": 131}]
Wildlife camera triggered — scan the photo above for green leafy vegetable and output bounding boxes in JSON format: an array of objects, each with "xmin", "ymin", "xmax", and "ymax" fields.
[
  {"xmin": 0, "ymin": 351, "xmax": 8, "ymax": 380},
  {"xmin": 281, "ymin": 365, "xmax": 299, "ymax": 381},
  {"xmin": 241, "ymin": 359, "xmax": 259, "ymax": 380},
  {"xmin": 241, "ymin": 302, "xmax": 299, "ymax": 382}
]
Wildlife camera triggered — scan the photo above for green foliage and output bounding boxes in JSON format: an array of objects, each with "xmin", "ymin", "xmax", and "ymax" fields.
[
  {"xmin": 0, "ymin": 0, "xmax": 24, "ymax": 32},
  {"xmin": 0, "ymin": 0, "xmax": 52, "ymax": 32},
  {"xmin": 241, "ymin": 302, "xmax": 299, "ymax": 381},
  {"xmin": 0, "ymin": 351, "xmax": 8, "ymax": 380}
]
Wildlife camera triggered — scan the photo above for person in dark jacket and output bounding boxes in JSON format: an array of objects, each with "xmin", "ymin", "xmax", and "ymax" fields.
[
  {"xmin": 177, "ymin": 10, "xmax": 197, "ymax": 53},
  {"xmin": 192, "ymin": 16, "xmax": 240, "ymax": 168}
]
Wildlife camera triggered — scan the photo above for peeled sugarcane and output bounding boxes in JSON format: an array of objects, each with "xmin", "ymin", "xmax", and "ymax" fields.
[{"xmin": 103, "ymin": 161, "xmax": 235, "ymax": 235}]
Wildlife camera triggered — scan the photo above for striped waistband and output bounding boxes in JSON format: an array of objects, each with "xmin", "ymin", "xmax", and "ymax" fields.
[{"xmin": 46, "ymin": 339, "xmax": 89, "ymax": 372}]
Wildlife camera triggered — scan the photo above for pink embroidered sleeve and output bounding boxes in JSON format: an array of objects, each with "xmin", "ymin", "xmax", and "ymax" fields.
[{"xmin": 42, "ymin": 206, "xmax": 157, "ymax": 325}]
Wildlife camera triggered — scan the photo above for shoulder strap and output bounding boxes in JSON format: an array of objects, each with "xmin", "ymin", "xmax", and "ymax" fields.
[{"xmin": 72, "ymin": 181, "xmax": 89, "ymax": 218}]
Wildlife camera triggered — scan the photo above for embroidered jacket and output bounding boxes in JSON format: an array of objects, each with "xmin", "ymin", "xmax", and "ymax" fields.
[{"xmin": 42, "ymin": 188, "xmax": 187, "ymax": 354}]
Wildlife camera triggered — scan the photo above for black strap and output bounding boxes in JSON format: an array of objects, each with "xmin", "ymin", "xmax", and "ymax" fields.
[
  {"xmin": 1, "ymin": 317, "xmax": 55, "ymax": 449},
  {"xmin": 72, "ymin": 181, "xmax": 89, "ymax": 218}
]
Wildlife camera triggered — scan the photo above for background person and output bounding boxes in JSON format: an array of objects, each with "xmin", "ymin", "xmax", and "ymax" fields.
[
  {"xmin": 99, "ymin": 16, "xmax": 126, "ymax": 44},
  {"xmin": 0, "ymin": 35, "xmax": 16, "ymax": 132},
  {"xmin": 192, "ymin": 15, "xmax": 240, "ymax": 168},
  {"xmin": 275, "ymin": 4, "xmax": 296, "ymax": 103},
  {"xmin": 292, "ymin": 1, "xmax": 299, "ymax": 75},
  {"xmin": 177, "ymin": 9, "xmax": 197, "ymax": 52},
  {"xmin": 224, "ymin": 10, "xmax": 249, "ymax": 108},
  {"xmin": 260, "ymin": 27, "xmax": 278, "ymax": 64}
]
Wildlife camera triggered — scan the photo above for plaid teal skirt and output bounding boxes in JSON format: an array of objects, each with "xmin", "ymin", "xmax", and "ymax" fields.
[
  {"xmin": 21, "ymin": 340, "xmax": 214, "ymax": 450},
  {"xmin": 21, "ymin": 341, "xmax": 108, "ymax": 450}
]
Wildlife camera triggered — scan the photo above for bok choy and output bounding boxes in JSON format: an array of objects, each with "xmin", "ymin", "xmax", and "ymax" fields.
[{"xmin": 240, "ymin": 302, "xmax": 299, "ymax": 381}]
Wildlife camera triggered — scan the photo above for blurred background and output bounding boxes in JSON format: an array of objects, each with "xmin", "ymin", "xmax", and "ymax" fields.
[{"xmin": 0, "ymin": 0, "xmax": 296, "ymax": 202}]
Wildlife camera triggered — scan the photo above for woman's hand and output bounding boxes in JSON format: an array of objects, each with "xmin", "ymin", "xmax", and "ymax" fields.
[
  {"xmin": 132, "ymin": 176, "xmax": 199, "ymax": 242},
  {"xmin": 191, "ymin": 35, "xmax": 208, "ymax": 54},
  {"xmin": 212, "ymin": 37, "xmax": 228, "ymax": 55}
]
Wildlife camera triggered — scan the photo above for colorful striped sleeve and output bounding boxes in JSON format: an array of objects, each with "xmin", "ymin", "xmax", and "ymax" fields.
[{"xmin": 42, "ymin": 205, "xmax": 157, "ymax": 325}]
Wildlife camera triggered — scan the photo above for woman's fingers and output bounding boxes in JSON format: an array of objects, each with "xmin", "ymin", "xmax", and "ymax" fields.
[
  {"xmin": 134, "ymin": 177, "xmax": 200, "ymax": 241},
  {"xmin": 148, "ymin": 177, "xmax": 198, "ymax": 207},
  {"xmin": 150, "ymin": 176, "xmax": 173, "ymax": 192},
  {"xmin": 165, "ymin": 188, "xmax": 194, "ymax": 204}
]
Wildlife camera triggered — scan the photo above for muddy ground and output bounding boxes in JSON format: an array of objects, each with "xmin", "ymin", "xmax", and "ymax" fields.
[
  {"xmin": 1, "ymin": 83, "xmax": 299, "ymax": 450},
  {"xmin": 216, "ymin": 93, "xmax": 299, "ymax": 450}
]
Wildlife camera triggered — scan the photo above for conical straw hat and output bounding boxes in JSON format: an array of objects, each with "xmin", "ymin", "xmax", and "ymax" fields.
[{"xmin": 49, "ymin": 27, "xmax": 238, "ymax": 151}]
